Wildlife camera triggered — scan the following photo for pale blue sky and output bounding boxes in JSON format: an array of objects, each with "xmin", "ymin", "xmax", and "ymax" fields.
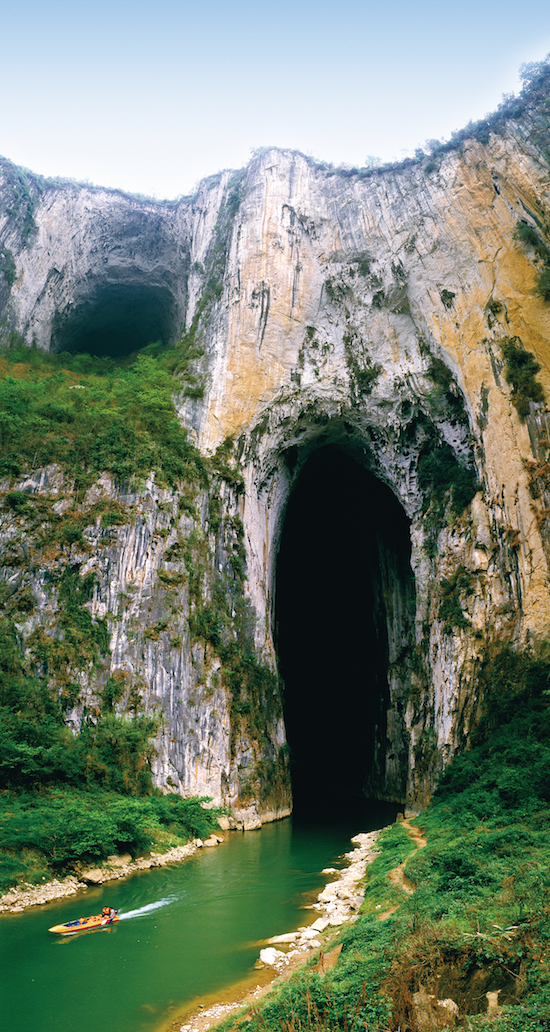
[{"xmin": 1, "ymin": 0, "xmax": 549, "ymax": 198}]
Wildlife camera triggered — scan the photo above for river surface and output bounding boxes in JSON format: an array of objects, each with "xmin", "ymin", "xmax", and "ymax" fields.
[{"xmin": 0, "ymin": 809, "xmax": 395, "ymax": 1032}]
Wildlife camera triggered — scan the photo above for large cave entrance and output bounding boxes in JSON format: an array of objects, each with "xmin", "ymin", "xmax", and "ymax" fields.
[
  {"xmin": 50, "ymin": 282, "xmax": 178, "ymax": 359},
  {"xmin": 275, "ymin": 445, "xmax": 415, "ymax": 818}
]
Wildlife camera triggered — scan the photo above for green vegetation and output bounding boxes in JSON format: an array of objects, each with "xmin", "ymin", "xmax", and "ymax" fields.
[
  {"xmin": 28, "ymin": 566, "xmax": 110, "ymax": 686},
  {"xmin": 0, "ymin": 599, "xmax": 224, "ymax": 890},
  {"xmin": 0, "ymin": 336, "xmax": 234, "ymax": 893},
  {"xmin": 513, "ymin": 223, "xmax": 550, "ymax": 304},
  {"xmin": 217, "ymin": 644, "xmax": 550, "ymax": 1032},
  {"xmin": 0, "ymin": 158, "xmax": 42, "ymax": 243},
  {"xmin": 427, "ymin": 355, "xmax": 472, "ymax": 426},
  {"xmin": 418, "ymin": 442, "xmax": 479, "ymax": 519},
  {"xmin": 0, "ymin": 170, "xmax": 275, "ymax": 893},
  {"xmin": 178, "ymin": 170, "xmax": 246, "ymax": 357},
  {"xmin": 535, "ymin": 266, "xmax": 550, "ymax": 303},
  {"xmin": 0, "ymin": 600, "xmax": 158, "ymax": 794},
  {"xmin": 0, "ymin": 339, "xmax": 206, "ymax": 492},
  {"xmin": 359, "ymin": 822, "xmax": 417, "ymax": 916},
  {"xmin": 0, "ymin": 247, "xmax": 16, "ymax": 289},
  {"xmin": 0, "ymin": 789, "xmax": 223, "ymax": 890},
  {"xmin": 0, "ymin": 326, "xmax": 286, "ymax": 886},
  {"xmin": 417, "ymin": 356, "xmax": 478, "ymax": 557},
  {"xmin": 0, "ymin": 342, "xmax": 274, "ymax": 768},
  {"xmin": 184, "ymin": 511, "xmax": 288, "ymax": 800},
  {"xmin": 440, "ymin": 288, "xmax": 456, "ymax": 310},
  {"xmin": 343, "ymin": 331, "xmax": 382, "ymax": 399},
  {"xmin": 486, "ymin": 298, "xmax": 504, "ymax": 322},
  {"xmin": 438, "ymin": 565, "xmax": 475, "ymax": 633},
  {"xmin": 0, "ymin": 565, "xmax": 225, "ymax": 892},
  {"xmin": 0, "ymin": 154, "xmax": 190, "ymax": 215},
  {"xmin": 501, "ymin": 336, "xmax": 546, "ymax": 420},
  {"xmin": 166, "ymin": 434, "xmax": 289, "ymax": 803},
  {"xmin": 513, "ymin": 223, "xmax": 550, "ymax": 264},
  {"xmin": 300, "ymin": 56, "xmax": 550, "ymax": 182},
  {"xmin": 428, "ymin": 356, "xmax": 454, "ymax": 393}
]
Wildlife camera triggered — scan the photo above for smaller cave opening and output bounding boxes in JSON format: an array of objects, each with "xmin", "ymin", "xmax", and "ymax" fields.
[
  {"xmin": 275, "ymin": 445, "xmax": 414, "ymax": 819},
  {"xmin": 51, "ymin": 283, "xmax": 177, "ymax": 359}
]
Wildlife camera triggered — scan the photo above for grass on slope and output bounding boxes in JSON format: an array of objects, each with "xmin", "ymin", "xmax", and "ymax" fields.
[{"xmin": 0, "ymin": 339, "xmax": 206, "ymax": 492}]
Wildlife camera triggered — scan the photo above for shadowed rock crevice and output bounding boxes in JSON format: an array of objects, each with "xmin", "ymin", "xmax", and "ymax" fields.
[
  {"xmin": 275, "ymin": 445, "xmax": 415, "ymax": 816},
  {"xmin": 50, "ymin": 282, "xmax": 178, "ymax": 359}
]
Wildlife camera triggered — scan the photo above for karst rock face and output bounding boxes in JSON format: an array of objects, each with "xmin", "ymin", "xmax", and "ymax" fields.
[{"xmin": 2, "ymin": 94, "xmax": 550, "ymax": 817}]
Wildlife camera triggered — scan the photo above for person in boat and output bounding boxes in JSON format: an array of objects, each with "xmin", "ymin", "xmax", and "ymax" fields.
[{"xmin": 102, "ymin": 906, "xmax": 117, "ymax": 923}]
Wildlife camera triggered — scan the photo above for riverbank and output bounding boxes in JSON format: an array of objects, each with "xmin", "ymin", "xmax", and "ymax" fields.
[
  {"xmin": 2, "ymin": 811, "xmax": 386, "ymax": 1032},
  {"xmin": 0, "ymin": 787, "xmax": 227, "ymax": 903},
  {"xmin": 186, "ymin": 679, "xmax": 550, "ymax": 1032},
  {"xmin": 170, "ymin": 828, "xmax": 386, "ymax": 1032},
  {"xmin": 173, "ymin": 658, "xmax": 550, "ymax": 1032},
  {"xmin": 0, "ymin": 833, "xmax": 225, "ymax": 914}
]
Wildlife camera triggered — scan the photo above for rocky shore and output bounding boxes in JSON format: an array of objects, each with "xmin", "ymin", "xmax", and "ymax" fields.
[
  {"xmin": 0, "ymin": 834, "xmax": 224, "ymax": 914},
  {"xmin": 178, "ymin": 828, "xmax": 384, "ymax": 1032},
  {"xmin": 256, "ymin": 829, "xmax": 382, "ymax": 972}
]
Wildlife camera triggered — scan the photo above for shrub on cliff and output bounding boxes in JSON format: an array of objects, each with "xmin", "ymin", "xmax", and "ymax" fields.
[
  {"xmin": 536, "ymin": 264, "xmax": 550, "ymax": 303},
  {"xmin": 418, "ymin": 442, "xmax": 478, "ymax": 517},
  {"xmin": 501, "ymin": 337, "xmax": 546, "ymax": 420},
  {"xmin": 513, "ymin": 222, "xmax": 550, "ymax": 306}
]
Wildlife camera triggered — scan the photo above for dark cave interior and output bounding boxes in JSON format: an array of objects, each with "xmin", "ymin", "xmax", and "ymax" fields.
[
  {"xmin": 275, "ymin": 445, "xmax": 413, "ymax": 819},
  {"xmin": 50, "ymin": 283, "xmax": 177, "ymax": 359}
]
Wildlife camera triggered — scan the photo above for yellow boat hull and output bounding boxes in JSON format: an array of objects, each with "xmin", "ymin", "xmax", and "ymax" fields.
[{"xmin": 49, "ymin": 914, "xmax": 119, "ymax": 934}]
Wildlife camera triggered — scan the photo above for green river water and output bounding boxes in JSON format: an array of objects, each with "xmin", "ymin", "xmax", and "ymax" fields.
[{"xmin": 0, "ymin": 810, "xmax": 395, "ymax": 1032}]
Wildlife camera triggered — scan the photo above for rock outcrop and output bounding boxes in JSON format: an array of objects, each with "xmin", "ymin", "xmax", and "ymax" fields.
[{"xmin": 2, "ymin": 67, "xmax": 550, "ymax": 814}]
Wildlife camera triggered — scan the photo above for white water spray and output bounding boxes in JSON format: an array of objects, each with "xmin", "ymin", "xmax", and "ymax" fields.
[{"xmin": 118, "ymin": 897, "xmax": 176, "ymax": 921}]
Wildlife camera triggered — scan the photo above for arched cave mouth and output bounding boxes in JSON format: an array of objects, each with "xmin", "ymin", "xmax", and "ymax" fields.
[
  {"xmin": 275, "ymin": 445, "xmax": 414, "ymax": 820},
  {"xmin": 50, "ymin": 283, "xmax": 177, "ymax": 359}
]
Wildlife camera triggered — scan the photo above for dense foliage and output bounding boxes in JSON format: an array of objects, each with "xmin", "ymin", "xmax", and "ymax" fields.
[
  {"xmin": 0, "ymin": 601, "xmax": 178, "ymax": 889},
  {"xmin": 0, "ymin": 340, "xmax": 206, "ymax": 491},
  {"xmin": 513, "ymin": 222, "xmax": 550, "ymax": 305},
  {"xmin": 418, "ymin": 442, "xmax": 478, "ymax": 518},
  {"xmin": 0, "ymin": 582, "xmax": 223, "ymax": 889},
  {"xmin": 0, "ymin": 332, "xmax": 285, "ymax": 821},
  {"xmin": 0, "ymin": 789, "xmax": 223, "ymax": 890},
  {"xmin": 0, "ymin": 563, "xmax": 159, "ymax": 794}
]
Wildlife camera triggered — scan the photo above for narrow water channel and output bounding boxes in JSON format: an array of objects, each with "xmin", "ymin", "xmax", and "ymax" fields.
[{"xmin": 0, "ymin": 809, "xmax": 396, "ymax": 1032}]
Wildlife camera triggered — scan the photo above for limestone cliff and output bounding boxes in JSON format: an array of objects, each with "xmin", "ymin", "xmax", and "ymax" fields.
[{"xmin": 1, "ymin": 64, "xmax": 550, "ymax": 816}]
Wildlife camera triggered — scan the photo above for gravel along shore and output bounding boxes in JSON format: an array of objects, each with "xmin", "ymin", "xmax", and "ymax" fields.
[{"xmin": 175, "ymin": 829, "xmax": 385, "ymax": 1032}]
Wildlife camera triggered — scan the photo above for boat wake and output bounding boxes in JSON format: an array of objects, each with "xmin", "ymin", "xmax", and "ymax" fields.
[{"xmin": 119, "ymin": 897, "xmax": 176, "ymax": 921}]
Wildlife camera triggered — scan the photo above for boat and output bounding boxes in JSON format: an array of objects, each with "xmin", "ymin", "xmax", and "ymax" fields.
[{"xmin": 49, "ymin": 907, "xmax": 118, "ymax": 934}]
